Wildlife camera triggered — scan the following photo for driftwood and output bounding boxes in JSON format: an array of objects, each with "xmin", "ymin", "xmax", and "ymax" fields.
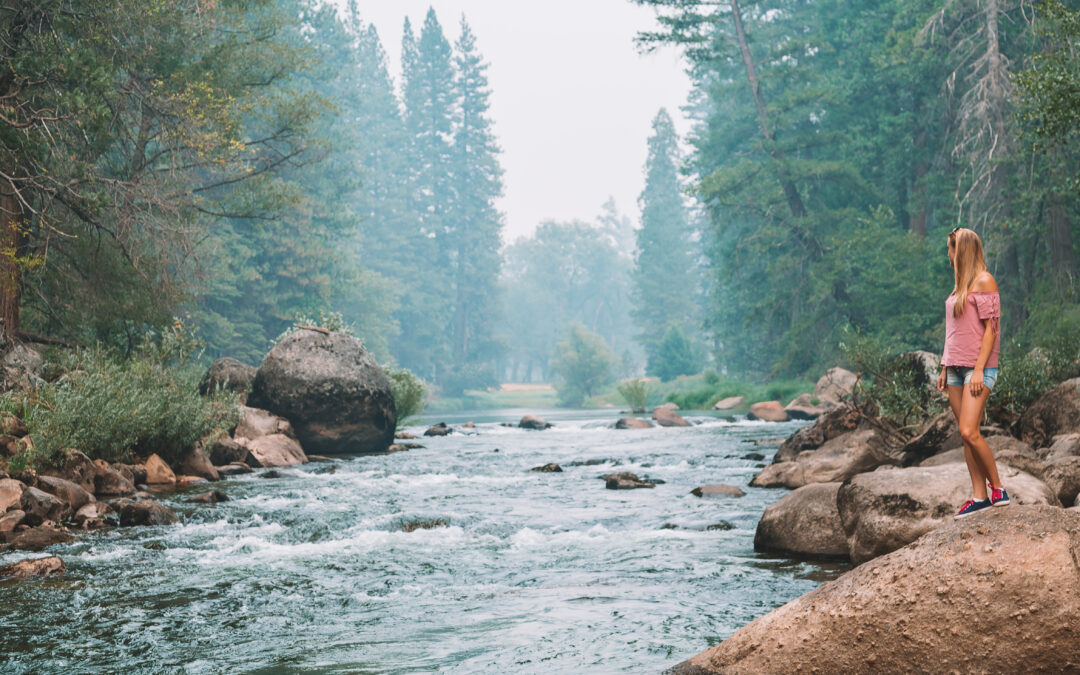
[{"xmin": 294, "ymin": 325, "xmax": 331, "ymax": 335}]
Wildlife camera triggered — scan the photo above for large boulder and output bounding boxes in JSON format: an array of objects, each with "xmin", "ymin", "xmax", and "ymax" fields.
[
  {"xmin": 36, "ymin": 475, "xmax": 94, "ymax": 513},
  {"xmin": 837, "ymin": 464, "xmax": 1060, "ymax": 565},
  {"xmin": 783, "ymin": 393, "xmax": 829, "ymax": 420},
  {"xmin": 754, "ymin": 482, "xmax": 848, "ymax": 558},
  {"xmin": 118, "ymin": 500, "xmax": 178, "ymax": 526},
  {"xmin": 1016, "ymin": 377, "xmax": 1080, "ymax": 449},
  {"xmin": 1041, "ymin": 456, "xmax": 1080, "ymax": 507},
  {"xmin": 73, "ymin": 501, "xmax": 114, "ymax": 529},
  {"xmin": 208, "ymin": 436, "xmax": 249, "ymax": 466},
  {"xmin": 812, "ymin": 367, "xmax": 857, "ymax": 405},
  {"xmin": 176, "ymin": 446, "xmax": 219, "ymax": 482},
  {"xmin": 1, "ymin": 341, "xmax": 43, "ymax": 392},
  {"xmin": 0, "ymin": 555, "xmax": 65, "ymax": 579},
  {"xmin": 39, "ymin": 449, "xmax": 97, "ymax": 494},
  {"xmin": 0, "ymin": 477, "xmax": 25, "ymax": 512},
  {"xmin": 143, "ymin": 453, "xmax": 176, "ymax": 485},
  {"xmin": 1044, "ymin": 432, "xmax": 1080, "ymax": 460},
  {"xmin": 92, "ymin": 460, "xmax": 135, "ymax": 497},
  {"xmin": 244, "ymin": 434, "xmax": 307, "ymax": 468},
  {"xmin": 773, "ymin": 405, "xmax": 861, "ymax": 463},
  {"xmin": 19, "ymin": 486, "xmax": 69, "ymax": 525},
  {"xmin": 653, "ymin": 407, "xmax": 691, "ymax": 427},
  {"xmin": 4, "ymin": 524, "xmax": 74, "ymax": 551},
  {"xmin": 248, "ymin": 329, "xmax": 396, "ymax": 454},
  {"xmin": 746, "ymin": 401, "xmax": 788, "ymax": 422},
  {"xmin": 920, "ymin": 436, "xmax": 1042, "ymax": 477},
  {"xmin": 750, "ymin": 429, "xmax": 893, "ymax": 489},
  {"xmin": 668, "ymin": 506, "xmax": 1080, "ymax": 674},
  {"xmin": 199, "ymin": 357, "xmax": 256, "ymax": 397},
  {"xmin": 0, "ymin": 509, "xmax": 24, "ymax": 532}
]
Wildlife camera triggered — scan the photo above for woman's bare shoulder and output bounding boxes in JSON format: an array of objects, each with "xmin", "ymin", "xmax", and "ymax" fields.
[{"xmin": 971, "ymin": 271, "xmax": 998, "ymax": 292}]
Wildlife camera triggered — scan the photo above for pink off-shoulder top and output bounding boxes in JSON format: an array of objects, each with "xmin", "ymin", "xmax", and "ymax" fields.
[{"xmin": 942, "ymin": 291, "xmax": 1001, "ymax": 368}]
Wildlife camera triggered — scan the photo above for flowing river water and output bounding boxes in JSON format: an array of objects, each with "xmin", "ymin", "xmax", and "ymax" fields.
[{"xmin": 0, "ymin": 409, "xmax": 847, "ymax": 673}]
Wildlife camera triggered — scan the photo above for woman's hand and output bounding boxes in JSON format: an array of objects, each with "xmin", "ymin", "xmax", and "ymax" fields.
[
  {"xmin": 937, "ymin": 367, "xmax": 947, "ymax": 393},
  {"xmin": 969, "ymin": 369, "xmax": 985, "ymax": 397}
]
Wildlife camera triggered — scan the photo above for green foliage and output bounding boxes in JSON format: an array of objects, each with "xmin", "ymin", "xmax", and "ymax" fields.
[
  {"xmin": 550, "ymin": 323, "xmax": 616, "ymax": 407},
  {"xmin": 648, "ymin": 325, "xmax": 700, "ymax": 382},
  {"xmin": 839, "ymin": 327, "xmax": 945, "ymax": 429},
  {"xmin": 272, "ymin": 310, "xmax": 357, "ymax": 346},
  {"xmin": 616, "ymin": 378, "xmax": 654, "ymax": 413},
  {"xmin": 1, "ymin": 323, "xmax": 241, "ymax": 469},
  {"xmin": 387, "ymin": 368, "xmax": 427, "ymax": 425},
  {"xmin": 655, "ymin": 374, "xmax": 811, "ymax": 411},
  {"xmin": 992, "ymin": 322, "xmax": 1080, "ymax": 416},
  {"xmin": 440, "ymin": 363, "xmax": 498, "ymax": 398}
]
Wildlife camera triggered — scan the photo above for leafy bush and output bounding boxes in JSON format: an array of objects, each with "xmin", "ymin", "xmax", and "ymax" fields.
[
  {"xmin": 647, "ymin": 325, "xmax": 699, "ymax": 382},
  {"xmin": 993, "ymin": 326, "xmax": 1080, "ymax": 417},
  {"xmin": 2, "ymin": 321, "xmax": 241, "ymax": 469},
  {"xmin": 616, "ymin": 378, "xmax": 653, "ymax": 413},
  {"xmin": 272, "ymin": 310, "xmax": 357, "ymax": 346},
  {"xmin": 551, "ymin": 323, "xmax": 615, "ymax": 406},
  {"xmin": 839, "ymin": 327, "xmax": 945, "ymax": 429},
  {"xmin": 387, "ymin": 368, "xmax": 426, "ymax": 425},
  {"xmin": 440, "ymin": 362, "xmax": 497, "ymax": 397}
]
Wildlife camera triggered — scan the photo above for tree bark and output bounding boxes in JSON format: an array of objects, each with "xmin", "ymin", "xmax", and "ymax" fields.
[{"xmin": 729, "ymin": 0, "xmax": 807, "ymax": 219}]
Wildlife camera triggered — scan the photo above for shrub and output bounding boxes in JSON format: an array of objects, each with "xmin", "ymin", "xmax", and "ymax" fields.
[
  {"xmin": 647, "ymin": 325, "xmax": 699, "ymax": 382},
  {"xmin": 387, "ymin": 368, "xmax": 426, "ymax": 425},
  {"xmin": 272, "ymin": 310, "xmax": 357, "ymax": 346},
  {"xmin": 616, "ymin": 378, "xmax": 652, "ymax": 413},
  {"xmin": 440, "ymin": 362, "xmax": 497, "ymax": 397},
  {"xmin": 1, "ymin": 321, "xmax": 241, "ymax": 469},
  {"xmin": 551, "ymin": 323, "xmax": 615, "ymax": 406},
  {"xmin": 839, "ymin": 327, "xmax": 945, "ymax": 429}
]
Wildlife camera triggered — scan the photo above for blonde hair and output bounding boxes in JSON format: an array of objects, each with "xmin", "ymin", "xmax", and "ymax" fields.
[{"xmin": 948, "ymin": 228, "xmax": 988, "ymax": 318}]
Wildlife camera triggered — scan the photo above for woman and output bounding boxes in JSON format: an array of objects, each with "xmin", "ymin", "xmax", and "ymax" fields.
[{"xmin": 935, "ymin": 227, "xmax": 1010, "ymax": 519}]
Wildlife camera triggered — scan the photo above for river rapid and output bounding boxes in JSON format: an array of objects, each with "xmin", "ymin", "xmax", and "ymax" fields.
[{"xmin": 0, "ymin": 409, "xmax": 846, "ymax": 673}]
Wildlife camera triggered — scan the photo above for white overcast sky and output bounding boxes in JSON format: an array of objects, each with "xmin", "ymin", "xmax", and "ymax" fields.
[{"xmin": 348, "ymin": 1, "xmax": 693, "ymax": 241}]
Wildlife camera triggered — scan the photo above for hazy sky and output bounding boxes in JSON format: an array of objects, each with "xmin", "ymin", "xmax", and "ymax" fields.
[{"xmin": 350, "ymin": 1, "xmax": 693, "ymax": 241}]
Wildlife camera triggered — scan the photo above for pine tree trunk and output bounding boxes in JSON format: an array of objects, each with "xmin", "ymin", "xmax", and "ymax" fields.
[
  {"xmin": 1048, "ymin": 193, "xmax": 1076, "ymax": 293},
  {"xmin": 729, "ymin": 0, "xmax": 807, "ymax": 220}
]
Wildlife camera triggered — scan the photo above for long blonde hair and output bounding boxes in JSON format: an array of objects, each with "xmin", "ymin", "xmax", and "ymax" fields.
[{"xmin": 948, "ymin": 227, "xmax": 988, "ymax": 318}]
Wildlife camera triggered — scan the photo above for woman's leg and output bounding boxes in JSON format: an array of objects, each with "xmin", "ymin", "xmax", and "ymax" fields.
[
  {"xmin": 949, "ymin": 384, "xmax": 988, "ymax": 499},
  {"xmin": 957, "ymin": 384, "xmax": 1001, "ymax": 496}
]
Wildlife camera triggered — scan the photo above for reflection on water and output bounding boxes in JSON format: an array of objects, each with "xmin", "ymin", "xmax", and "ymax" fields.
[{"xmin": 0, "ymin": 409, "xmax": 847, "ymax": 673}]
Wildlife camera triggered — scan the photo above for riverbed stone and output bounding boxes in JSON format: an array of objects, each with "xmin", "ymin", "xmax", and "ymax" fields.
[
  {"xmin": 754, "ymin": 482, "xmax": 848, "ymax": 558},
  {"xmin": 813, "ymin": 367, "xmax": 857, "ymax": 405},
  {"xmin": 713, "ymin": 396, "xmax": 746, "ymax": 410},
  {"xmin": 36, "ymin": 475, "xmax": 93, "ymax": 513},
  {"xmin": 529, "ymin": 463, "xmax": 563, "ymax": 473},
  {"xmin": 836, "ymin": 464, "xmax": 1059, "ymax": 564},
  {"xmin": 1044, "ymin": 432, "xmax": 1080, "ymax": 460},
  {"xmin": 0, "ymin": 555, "xmax": 65, "ymax": 579},
  {"xmin": 669, "ymin": 506, "xmax": 1080, "ymax": 674},
  {"xmin": 774, "ymin": 405, "xmax": 863, "ymax": 464},
  {"xmin": 143, "ymin": 453, "xmax": 176, "ymax": 485},
  {"xmin": 208, "ymin": 436, "xmax": 249, "ymax": 466},
  {"xmin": 199, "ymin": 357, "xmax": 256, "ymax": 397},
  {"xmin": 0, "ymin": 477, "xmax": 25, "ymax": 512},
  {"xmin": 217, "ymin": 462, "xmax": 252, "ymax": 476},
  {"xmin": 747, "ymin": 401, "xmax": 788, "ymax": 422},
  {"xmin": 186, "ymin": 490, "xmax": 228, "ymax": 504},
  {"xmin": 751, "ymin": 429, "xmax": 893, "ymax": 489},
  {"xmin": 690, "ymin": 484, "xmax": 746, "ymax": 498},
  {"xmin": 244, "ymin": 434, "xmax": 307, "ymax": 468},
  {"xmin": 4, "ymin": 524, "xmax": 74, "ymax": 551},
  {"xmin": 1016, "ymin": 377, "xmax": 1080, "ymax": 449},
  {"xmin": 234, "ymin": 406, "xmax": 296, "ymax": 441},
  {"xmin": 176, "ymin": 475, "xmax": 208, "ymax": 488},
  {"xmin": 73, "ymin": 501, "xmax": 113, "ymax": 529},
  {"xmin": 519, "ymin": 415, "xmax": 552, "ymax": 430},
  {"xmin": 652, "ymin": 407, "xmax": 690, "ymax": 427},
  {"xmin": 614, "ymin": 417, "xmax": 652, "ymax": 429},
  {"xmin": 39, "ymin": 449, "xmax": 96, "ymax": 494},
  {"xmin": 247, "ymin": 329, "xmax": 396, "ymax": 454},
  {"xmin": 604, "ymin": 472, "xmax": 654, "ymax": 489},
  {"xmin": 19, "ymin": 486, "xmax": 69, "ymax": 526},
  {"xmin": 784, "ymin": 393, "xmax": 829, "ymax": 420},
  {"xmin": 176, "ymin": 446, "xmax": 219, "ymax": 482},
  {"xmin": 114, "ymin": 462, "xmax": 147, "ymax": 486},
  {"xmin": 118, "ymin": 500, "xmax": 178, "ymax": 526},
  {"xmin": 92, "ymin": 460, "xmax": 135, "ymax": 497},
  {"xmin": 424, "ymin": 422, "xmax": 450, "ymax": 437},
  {"xmin": 0, "ymin": 509, "xmax": 25, "ymax": 532}
]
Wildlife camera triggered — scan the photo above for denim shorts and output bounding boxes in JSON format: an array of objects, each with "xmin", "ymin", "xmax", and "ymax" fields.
[{"xmin": 945, "ymin": 366, "xmax": 998, "ymax": 389}]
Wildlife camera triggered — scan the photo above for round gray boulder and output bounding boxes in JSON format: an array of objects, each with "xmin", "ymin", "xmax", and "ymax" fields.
[{"xmin": 248, "ymin": 329, "xmax": 396, "ymax": 454}]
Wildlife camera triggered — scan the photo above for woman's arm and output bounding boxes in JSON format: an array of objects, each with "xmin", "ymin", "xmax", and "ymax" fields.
[{"xmin": 968, "ymin": 272, "xmax": 998, "ymax": 396}]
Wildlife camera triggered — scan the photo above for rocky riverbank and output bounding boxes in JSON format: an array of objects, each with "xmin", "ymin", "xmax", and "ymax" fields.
[{"xmin": 671, "ymin": 368, "xmax": 1080, "ymax": 672}]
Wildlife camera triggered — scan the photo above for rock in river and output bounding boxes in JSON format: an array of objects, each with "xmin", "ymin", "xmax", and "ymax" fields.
[
  {"xmin": 118, "ymin": 500, "xmax": 178, "ymax": 527},
  {"xmin": 0, "ymin": 556, "xmax": 65, "ymax": 579},
  {"xmin": 604, "ymin": 472, "xmax": 655, "ymax": 489},
  {"xmin": 754, "ymin": 482, "xmax": 848, "ymax": 558},
  {"xmin": 519, "ymin": 415, "xmax": 552, "ymax": 430},
  {"xmin": 614, "ymin": 417, "xmax": 653, "ymax": 429},
  {"xmin": 690, "ymin": 484, "xmax": 745, "ymax": 498},
  {"xmin": 652, "ymin": 407, "xmax": 690, "ymax": 427},
  {"xmin": 746, "ymin": 401, "xmax": 788, "ymax": 422},
  {"xmin": 751, "ymin": 429, "xmax": 893, "ymax": 489},
  {"xmin": 248, "ymin": 328, "xmax": 396, "ymax": 454},
  {"xmin": 669, "ymin": 506, "xmax": 1080, "ymax": 674}
]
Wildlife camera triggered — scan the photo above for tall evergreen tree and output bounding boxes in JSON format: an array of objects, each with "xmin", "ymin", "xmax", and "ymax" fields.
[
  {"xmin": 446, "ymin": 15, "xmax": 505, "ymax": 390},
  {"xmin": 631, "ymin": 109, "xmax": 699, "ymax": 372}
]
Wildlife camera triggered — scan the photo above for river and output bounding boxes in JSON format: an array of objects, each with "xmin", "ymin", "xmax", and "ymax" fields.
[{"xmin": 0, "ymin": 409, "xmax": 847, "ymax": 673}]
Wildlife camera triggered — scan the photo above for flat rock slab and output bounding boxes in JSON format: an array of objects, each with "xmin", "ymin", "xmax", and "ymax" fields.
[
  {"xmin": 669, "ymin": 506, "xmax": 1080, "ymax": 674},
  {"xmin": 751, "ymin": 429, "xmax": 891, "ymax": 489},
  {"xmin": 690, "ymin": 484, "xmax": 746, "ymax": 498},
  {"xmin": 0, "ymin": 555, "xmax": 65, "ymax": 579}
]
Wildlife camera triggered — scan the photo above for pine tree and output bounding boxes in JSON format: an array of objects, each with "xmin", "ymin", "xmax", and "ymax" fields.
[
  {"xmin": 631, "ymin": 109, "xmax": 699, "ymax": 372},
  {"xmin": 446, "ymin": 15, "xmax": 505, "ymax": 390}
]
